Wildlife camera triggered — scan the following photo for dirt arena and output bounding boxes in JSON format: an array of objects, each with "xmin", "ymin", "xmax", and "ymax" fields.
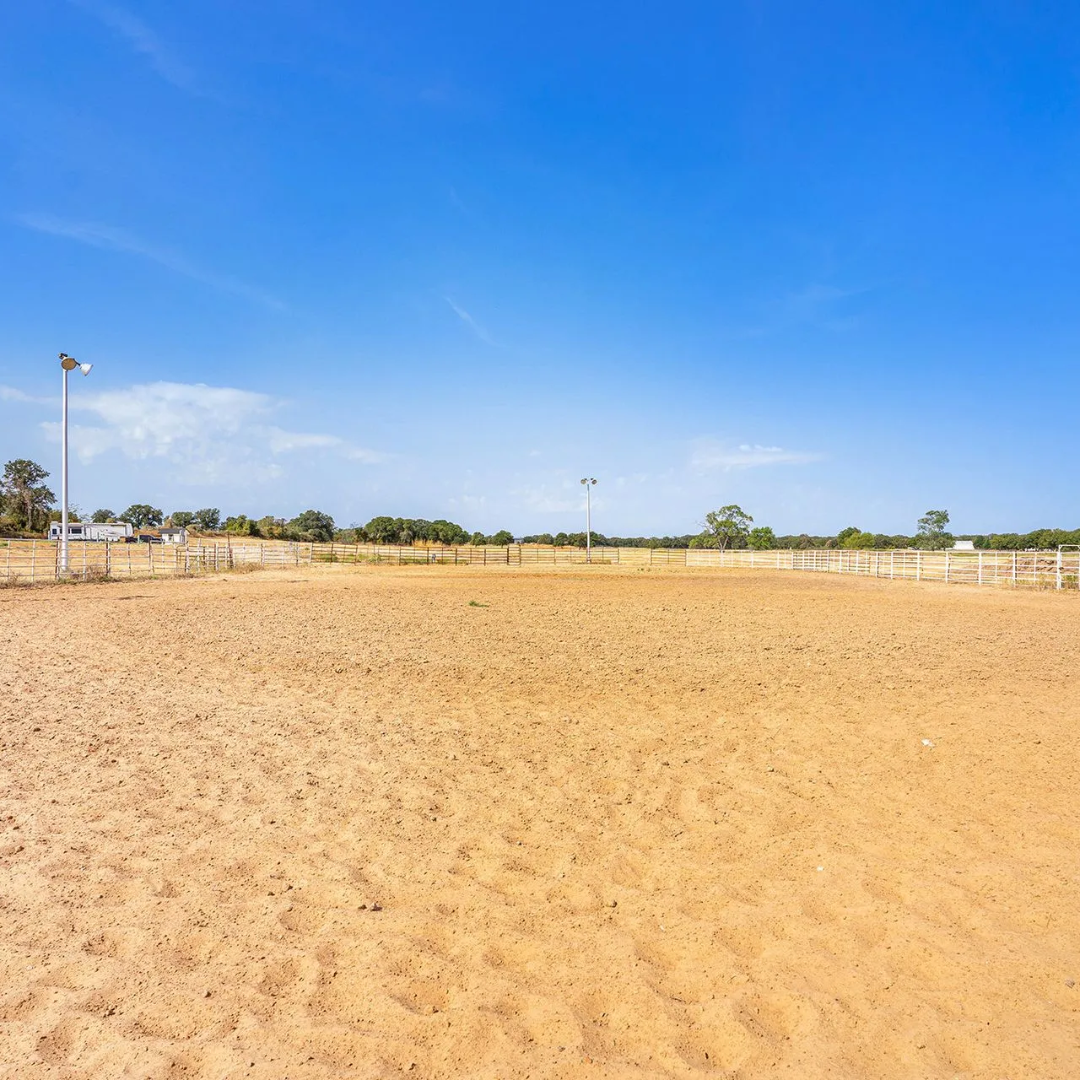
[{"xmin": 1, "ymin": 565, "xmax": 1078, "ymax": 1079}]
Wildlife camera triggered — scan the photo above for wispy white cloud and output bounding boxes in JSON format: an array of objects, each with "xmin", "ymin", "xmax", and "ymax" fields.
[
  {"xmin": 690, "ymin": 438, "xmax": 823, "ymax": 471},
  {"xmin": 69, "ymin": 0, "xmax": 201, "ymax": 94},
  {"xmin": 15, "ymin": 214, "xmax": 283, "ymax": 309},
  {"xmin": 511, "ymin": 477, "xmax": 604, "ymax": 516},
  {"xmin": 35, "ymin": 381, "xmax": 385, "ymax": 485},
  {"xmin": 266, "ymin": 426, "xmax": 384, "ymax": 463},
  {"xmin": 448, "ymin": 186, "xmax": 471, "ymax": 217},
  {"xmin": 444, "ymin": 296, "xmax": 496, "ymax": 345},
  {"xmin": 776, "ymin": 282, "xmax": 869, "ymax": 332},
  {"xmin": 1, "ymin": 384, "xmax": 54, "ymax": 406},
  {"xmin": 448, "ymin": 493, "xmax": 487, "ymax": 511}
]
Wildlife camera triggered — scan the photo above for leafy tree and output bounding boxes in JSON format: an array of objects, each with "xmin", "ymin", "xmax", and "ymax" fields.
[
  {"xmin": 916, "ymin": 509, "xmax": 953, "ymax": 550},
  {"xmin": 840, "ymin": 528, "xmax": 876, "ymax": 549},
  {"xmin": 91, "ymin": 508, "xmax": 115, "ymax": 523},
  {"xmin": 288, "ymin": 509, "xmax": 335, "ymax": 542},
  {"xmin": 364, "ymin": 515, "xmax": 398, "ymax": 543},
  {"xmin": 489, "ymin": 529, "xmax": 515, "ymax": 546},
  {"xmin": 120, "ymin": 504, "xmax": 164, "ymax": 529},
  {"xmin": 224, "ymin": 514, "xmax": 258, "ymax": 536},
  {"xmin": 747, "ymin": 525, "xmax": 777, "ymax": 550},
  {"xmin": 256, "ymin": 515, "xmax": 286, "ymax": 539},
  {"xmin": 702, "ymin": 504, "xmax": 753, "ymax": 551},
  {"xmin": 1, "ymin": 459, "xmax": 56, "ymax": 532},
  {"xmin": 170, "ymin": 511, "xmax": 195, "ymax": 528},
  {"xmin": 470, "ymin": 531, "xmax": 486, "ymax": 545},
  {"xmin": 193, "ymin": 508, "xmax": 221, "ymax": 531},
  {"xmin": 48, "ymin": 506, "xmax": 83, "ymax": 523},
  {"xmin": 429, "ymin": 519, "xmax": 469, "ymax": 545}
]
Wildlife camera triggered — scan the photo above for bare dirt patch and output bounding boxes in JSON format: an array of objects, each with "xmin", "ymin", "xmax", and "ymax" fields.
[{"xmin": 1, "ymin": 566, "xmax": 1078, "ymax": 1078}]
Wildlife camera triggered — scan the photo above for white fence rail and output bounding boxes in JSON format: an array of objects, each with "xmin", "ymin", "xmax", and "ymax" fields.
[
  {"xmin": 1, "ymin": 538, "xmax": 1077, "ymax": 590},
  {"xmin": 0, "ymin": 539, "xmax": 311, "ymax": 584},
  {"xmin": 304, "ymin": 541, "xmax": 1080, "ymax": 589}
]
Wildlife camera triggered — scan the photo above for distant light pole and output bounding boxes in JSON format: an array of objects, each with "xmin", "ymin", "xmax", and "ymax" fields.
[
  {"xmin": 580, "ymin": 477, "xmax": 597, "ymax": 562},
  {"xmin": 58, "ymin": 352, "xmax": 93, "ymax": 574}
]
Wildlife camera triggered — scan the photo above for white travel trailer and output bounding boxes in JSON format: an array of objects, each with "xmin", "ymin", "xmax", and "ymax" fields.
[{"xmin": 49, "ymin": 521, "xmax": 134, "ymax": 542}]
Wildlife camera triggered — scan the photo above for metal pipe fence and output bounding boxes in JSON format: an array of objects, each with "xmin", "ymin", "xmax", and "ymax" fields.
[
  {"xmin": 304, "ymin": 542, "xmax": 1079, "ymax": 588},
  {"xmin": 1, "ymin": 538, "xmax": 1077, "ymax": 590},
  {"xmin": 0, "ymin": 538, "xmax": 310, "ymax": 585}
]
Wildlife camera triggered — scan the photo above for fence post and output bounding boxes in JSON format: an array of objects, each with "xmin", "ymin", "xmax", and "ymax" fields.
[
  {"xmin": 978, "ymin": 551, "xmax": 983, "ymax": 586},
  {"xmin": 945, "ymin": 550, "xmax": 950, "ymax": 583},
  {"xmin": 916, "ymin": 550, "xmax": 922, "ymax": 581},
  {"xmin": 106, "ymin": 541, "xmax": 112, "ymax": 576},
  {"xmin": 1056, "ymin": 548, "xmax": 1063, "ymax": 591}
]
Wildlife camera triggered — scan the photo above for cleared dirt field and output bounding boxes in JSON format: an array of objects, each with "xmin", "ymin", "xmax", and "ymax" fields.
[{"xmin": 1, "ymin": 565, "xmax": 1078, "ymax": 1079}]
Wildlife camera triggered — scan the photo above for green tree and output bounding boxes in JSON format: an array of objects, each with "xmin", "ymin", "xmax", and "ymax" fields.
[
  {"xmin": 1, "ymin": 459, "xmax": 56, "ymax": 532},
  {"xmin": 192, "ymin": 508, "xmax": 220, "ymax": 531},
  {"xmin": 91, "ymin": 508, "xmax": 115, "ymax": 523},
  {"xmin": 120, "ymin": 504, "xmax": 164, "ymax": 529},
  {"xmin": 702, "ymin": 505, "xmax": 753, "ymax": 551},
  {"xmin": 256, "ymin": 515, "xmax": 286, "ymax": 539},
  {"xmin": 428, "ymin": 519, "xmax": 469, "ymax": 545},
  {"xmin": 489, "ymin": 529, "xmax": 515, "ymax": 546},
  {"xmin": 224, "ymin": 514, "xmax": 258, "ymax": 536},
  {"xmin": 288, "ymin": 509, "xmax": 335, "ymax": 542},
  {"xmin": 364, "ymin": 515, "xmax": 398, "ymax": 543},
  {"xmin": 48, "ymin": 505, "xmax": 83, "ymax": 523},
  {"xmin": 916, "ymin": 509, "xmax": 953, "ymax": 550},
  {"xmin": 840, "ymin": 528, "xmax": 876, "ymax": 549},
  {"xmin": 747, "ymin": 525, "xmax": 777, "ymax": 550},
  {"xmin": 851, "ymin": 531, "xmax": 876, "ymax": 549},
  {"xmin": 170, "ymin": 511, "xmax": 195, "ymax": 528}
]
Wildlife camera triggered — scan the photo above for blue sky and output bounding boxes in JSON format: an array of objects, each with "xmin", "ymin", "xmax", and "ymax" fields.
[{"xmin": 2, "ymin": 1, "xmax": 1078, "ymax": 536}]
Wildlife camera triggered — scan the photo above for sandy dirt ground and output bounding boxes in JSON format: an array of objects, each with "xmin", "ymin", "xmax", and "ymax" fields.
[{"xmin": 1, "ymin": 565, "xmax": 1078, "ymax": 1079}]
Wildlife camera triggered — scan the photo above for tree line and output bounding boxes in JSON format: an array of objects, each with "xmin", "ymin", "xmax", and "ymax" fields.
[{"xmin": 2, "ymin": 459, "xmax": 1078, "ymax": 550}]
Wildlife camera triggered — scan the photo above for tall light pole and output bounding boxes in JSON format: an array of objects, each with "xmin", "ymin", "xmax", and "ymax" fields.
[
  {"xmin": 580, "ymin": 477, "xmax": 597, "ymax": 563},
  {"xmin": 59, "ymin": 353, "xmax": 93, "ymax": 575}
]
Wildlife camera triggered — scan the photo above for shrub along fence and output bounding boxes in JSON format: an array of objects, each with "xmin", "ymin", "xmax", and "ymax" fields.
[{"xmin": 1, "ymin": 538, "xmax": 1077, "ymax": 590}]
